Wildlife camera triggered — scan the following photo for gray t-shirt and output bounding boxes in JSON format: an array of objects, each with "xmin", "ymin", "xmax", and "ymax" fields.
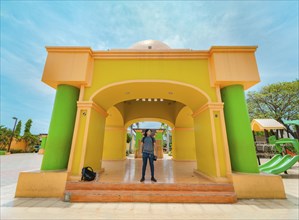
[{"xmin": 142, "ymin": 136, "xmax": 155, "ymax": 154}]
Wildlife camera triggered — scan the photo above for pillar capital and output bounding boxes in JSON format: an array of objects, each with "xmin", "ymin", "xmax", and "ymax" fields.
[
  {"xmin": 192, "ymin": 102, "xmax": 224, "ymax": 118},
  {"xmin": 77, "ymin": 101, "xmax": 108, "ymax": 117}
]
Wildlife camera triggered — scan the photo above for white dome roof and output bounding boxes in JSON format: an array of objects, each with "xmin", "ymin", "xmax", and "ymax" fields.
[{"xmin": 129, "ymin": 40, "xmax": 171, "ymax": 50}]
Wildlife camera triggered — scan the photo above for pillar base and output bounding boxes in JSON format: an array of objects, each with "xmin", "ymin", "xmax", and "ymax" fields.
[
  {"xmin": 38, "ymin": 148, "xmax": 45, "ymax": 154},
  {"xmin": 194, "ymin": 169, "xmax": 231, "ymax": 183},
  {"xmin": 232, "ymin": 172, "xmax": 286, "ymax": 199},
  {"xmin": 67, "ymin": 168, "xmax": 105, "ymax": 181},
  {"xmin": 15, "ymin": 171, "xmax": 68, "ymax": 198}
]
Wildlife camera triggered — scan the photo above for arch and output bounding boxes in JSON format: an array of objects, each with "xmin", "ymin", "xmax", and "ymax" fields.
[
  {"xmin": 173, "ymin": 106, "xmax": 196, "ymax": 161},
  {"xmin": 105, "ymin": 106, "xmax": 124, "ymax": 127},
  {"xmin": 90, "ymin": 80, "xmax": 211, "ymax": 112},
  {"xmin": 125, "ymin": 118, "xmax": 175, "ymax": 129},
  {"xmin": 103, "ymin": 106, "xmax": 126, "ymax": 160}
]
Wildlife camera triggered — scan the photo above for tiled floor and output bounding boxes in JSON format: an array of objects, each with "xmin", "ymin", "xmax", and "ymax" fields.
[
  {"xmin": 1, "ymin": 154, "xmax": 298, "ymax": 219},
  {"xmin": 100, "ymin": 156, "xmax": 212, "ymax": 184}
]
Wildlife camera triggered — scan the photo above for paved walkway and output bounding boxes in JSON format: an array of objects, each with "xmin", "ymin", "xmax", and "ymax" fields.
[{"xmin": 1, "ymin": 154, "xmax": 298, "ymax": 219}]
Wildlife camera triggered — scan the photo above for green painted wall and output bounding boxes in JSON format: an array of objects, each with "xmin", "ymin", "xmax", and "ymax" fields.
[
  {"xmin": 221, "ymin": 85, "xmax": 259, "ymax": 173},
  {"xmin": 41, "ymin": 85, "xmax": 79, "ymax": 170},
  {"xmin": 40, "ymin": 137, "xmax": 47, "ymax": 149},
  {"xmin": 134, "ymin": 132, "xmax": 143, "ymax": 150},
  {"xmin": 134, "ymin": 130, "xmax": 163, "ymax": 150}
]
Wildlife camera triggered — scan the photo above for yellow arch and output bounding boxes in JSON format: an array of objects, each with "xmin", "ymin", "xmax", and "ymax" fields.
[
  {"xmin": 90, "ymin": 80, "xmax": 211, "ymax": 111},
  {"xmin": 125, "ymin": 118, "xmax": 175, "ymax": 129}
]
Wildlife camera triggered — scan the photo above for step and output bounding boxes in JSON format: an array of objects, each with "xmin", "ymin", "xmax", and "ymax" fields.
[
  {"xmin": 65, "ymin": 182, "xmax": 235, "ymax": 192},
  {"xmin": 67, "ymin": 190, "xmax": 237, "ymax": 203}
]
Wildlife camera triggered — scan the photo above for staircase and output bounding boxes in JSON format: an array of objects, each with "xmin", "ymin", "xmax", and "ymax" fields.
[{"xmin": 64, "ymin": 181, "xmax": 237, "ymax": 203}]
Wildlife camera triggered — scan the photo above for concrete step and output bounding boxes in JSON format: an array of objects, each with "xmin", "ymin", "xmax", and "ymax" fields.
[
  {"xmin": 66, "ymin": 189, "xmax": 237, "ymax": 203},
  {"xmin": 65, "ymin": 181, "xmax": 235, "ymax": 192},
  {"xmin": 64, "ymin": 181, "xmax": 237, "ymax": 203}
]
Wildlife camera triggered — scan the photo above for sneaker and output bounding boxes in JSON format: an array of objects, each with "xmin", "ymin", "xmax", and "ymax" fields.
[
  {"xmin": 140, "ymin": 177, "xmax": 145, "ymax": 182},
  {"xmin": 151, "ymin": 177, "xmax": 157, "ymax": 182}
]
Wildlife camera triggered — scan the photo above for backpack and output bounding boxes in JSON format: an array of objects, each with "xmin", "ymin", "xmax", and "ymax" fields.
[{"xmin": 81, "ymin": 166, "xmax": 96, "ymax": 181}]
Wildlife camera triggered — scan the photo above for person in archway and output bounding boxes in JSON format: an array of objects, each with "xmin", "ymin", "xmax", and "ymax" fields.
[{"xmin": 140, "ymin": 129, "xmax": 157, "ymax": 182}]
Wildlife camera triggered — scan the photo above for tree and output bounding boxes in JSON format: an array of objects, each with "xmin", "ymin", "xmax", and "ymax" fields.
[
  {"xmin": 15, "ymin": 120, "xmax": 22, "ymax": 137},
  {"xmin": 22, "ymin": 119, "xmax": 39, "ymax": 149},
  {"xmin": 247, "ymin": 80, "xmax": 299, "ymax": 138},
  {"xmin": 127, "ymin": 133, "xmax": 132, "ymax": 143},
  {"xmin": 0, "ymin": 126, "xmax": 12, "ymax": 149},
  {"xmin": 24, "ymin": 119, "xmax": 32, "ymax": 135}
]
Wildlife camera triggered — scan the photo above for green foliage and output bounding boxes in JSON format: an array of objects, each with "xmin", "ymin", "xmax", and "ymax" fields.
[
  {"xmin": 0, "ymin": 119, "xmax": 39, "ymax": 153},
  {"xmin": 0, "ymin": 126, "xmax": 12, "ymax": 149},
  {"xmin": 126, "ymin": 133, "xmax": 132, "ymax": 143},
  {"xmin": 247, "ymin": 80, "xmax": 299, "ymax": 121},
  {"xmin": 15, "ymin": 120, "xmax": 22, "ymax": 137},
  {"xmin": 247, "ymin": 80, "xmax": 299, "ymax": 138},
  {"xmin": 24, "ymin": 119, "xmax": 33, "ymax": 135},
  {"xmin": 22, "ymin": 133, "xmax": 40, "ymax": 148}
]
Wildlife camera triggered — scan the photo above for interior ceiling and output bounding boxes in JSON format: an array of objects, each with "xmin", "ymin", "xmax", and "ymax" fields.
[{"xmin": 115, "ymin": 99, "xmax": 185, "ymax": 126}]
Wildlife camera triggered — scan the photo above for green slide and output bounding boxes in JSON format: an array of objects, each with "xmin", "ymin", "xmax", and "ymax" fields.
[
  {"xmin": 258, "ymin": 154, "xmax": 282, "ymax": 169},
  {"xmin": 266, "ymin": 155, "xmax": 299, "ymax": 175},
  {"xmin": 259, "ymin": 155, "xmax": 291, "ymax": 172}
]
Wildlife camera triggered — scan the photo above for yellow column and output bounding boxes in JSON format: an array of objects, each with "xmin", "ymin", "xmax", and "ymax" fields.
[
  {"xmin": 103, "ymin": 127, "xmax": 127, "ymax": 160},
  {"xmin": 193, "ymin": 103, "xmax": 231, "ymax": 178},
  {"xmin": 172, "ymin": 128, "xmax": 196, "ymax": 161},
  {"xmin": 67, "ymin": 101, "xmax": 107, "ymax": 178}
]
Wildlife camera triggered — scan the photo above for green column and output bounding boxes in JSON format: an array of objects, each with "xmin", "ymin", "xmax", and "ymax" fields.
[
  {"xmin": 41, "ymin": 85, "xmax": 79, "ymax": 170},
  {"xmin": 221, "ymin": 85, "xmax": 259, "ymax": 173},
  {"xmin": 40, "ymin": 136, "xmax": 47, "ymax": 149}
]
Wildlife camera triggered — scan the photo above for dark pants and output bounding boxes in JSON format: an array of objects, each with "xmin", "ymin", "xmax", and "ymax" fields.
[{"xmin": 142, "ymin": 152, "xmax": 154, "ymax": 178}]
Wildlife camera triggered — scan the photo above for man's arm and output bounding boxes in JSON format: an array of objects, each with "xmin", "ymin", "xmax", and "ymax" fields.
[{"xmin": 140, "ymin": 138, "xmax": 144, "ymax": 152}]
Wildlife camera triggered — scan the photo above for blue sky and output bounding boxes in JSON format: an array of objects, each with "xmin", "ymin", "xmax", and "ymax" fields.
[{"xmin": 1, "ymin": 1, "xmax": 298, "ymax": 134}]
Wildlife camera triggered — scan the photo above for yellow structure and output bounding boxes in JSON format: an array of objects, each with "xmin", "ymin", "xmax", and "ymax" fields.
[{"xmin": 15, "ymin": 40, "xmax": 285, "ymax": 200}]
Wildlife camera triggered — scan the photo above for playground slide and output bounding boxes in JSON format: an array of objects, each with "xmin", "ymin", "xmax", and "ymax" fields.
[
  {"xmin": 264, "ymin": 155, "xmax": 299, "ymax": 175},
  {"xmin": 259, "ymin": 155, "xmax": 291, "ymax": 172},
  {"xmin": 258, "ymin": 154, "xmax": 282, "ymax": 169}
]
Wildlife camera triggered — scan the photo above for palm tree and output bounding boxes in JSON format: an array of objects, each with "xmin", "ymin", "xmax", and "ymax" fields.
[
  {"xmin": 160, "ymin": 123, "xmax": 170, "ymax": 153},
  {"xmin": 129, "ymin": 122, "xmax": 140, "ymax": 154}
]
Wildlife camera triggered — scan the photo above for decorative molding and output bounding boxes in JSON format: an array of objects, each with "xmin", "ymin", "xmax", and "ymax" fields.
[
  {"xmin": 209, "ymin": 46, "xmax": 258, "ymax": 54},
  {"xmin": 192, "ymin": 102, "xmax": 224, "ymax": 118},
  {"xmin": 46, "ymin": 47, "xmax": 93, "ymax": 56},
  {"xmin": 105, "ymin": 126, "xmax": 126, "ymax": 131},
  {"xmin": 173, "ymin": 127, "xmax": 194, "ymax": 131},
  {"xmin": 92, "ymin": 51, "xmax": 210, "ymax": 60},
  {"xmin": 77, "ymin": 101, "xmax": 108, "ymax": 117}
]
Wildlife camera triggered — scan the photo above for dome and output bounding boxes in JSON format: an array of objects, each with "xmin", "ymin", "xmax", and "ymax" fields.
[{"xmin": 129, "ymin": 40, "xmax": 171, "ymax": 50}]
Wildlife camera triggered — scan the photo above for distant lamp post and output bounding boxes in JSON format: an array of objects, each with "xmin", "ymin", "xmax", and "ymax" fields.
[{"xmin": 7, "ymin": 117, "xmax": 18, "ymax": 153}]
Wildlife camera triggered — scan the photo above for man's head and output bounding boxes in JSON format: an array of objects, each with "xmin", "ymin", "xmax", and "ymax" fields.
[{"xmin": 144, "ymin": 129, "xmax": 152, "ymax": 136}]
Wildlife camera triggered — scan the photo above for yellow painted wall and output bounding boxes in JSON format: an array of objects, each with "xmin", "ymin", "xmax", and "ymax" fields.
[
  {"xmin": 194, "ymin": 109, "xmax": 217, "ymax": 176},
  {"xmin": 10, "ymin": 138, "xmax": 27, "ymax": 151},
  {"xmin": 85, "ymin": 59, "xmax": 216, "ymax": 108}
]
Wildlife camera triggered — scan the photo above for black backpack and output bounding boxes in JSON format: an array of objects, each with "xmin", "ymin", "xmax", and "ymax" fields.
[{"xmin": 81, "ymin": 166, "xmax": 96, "ymax": 181}]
